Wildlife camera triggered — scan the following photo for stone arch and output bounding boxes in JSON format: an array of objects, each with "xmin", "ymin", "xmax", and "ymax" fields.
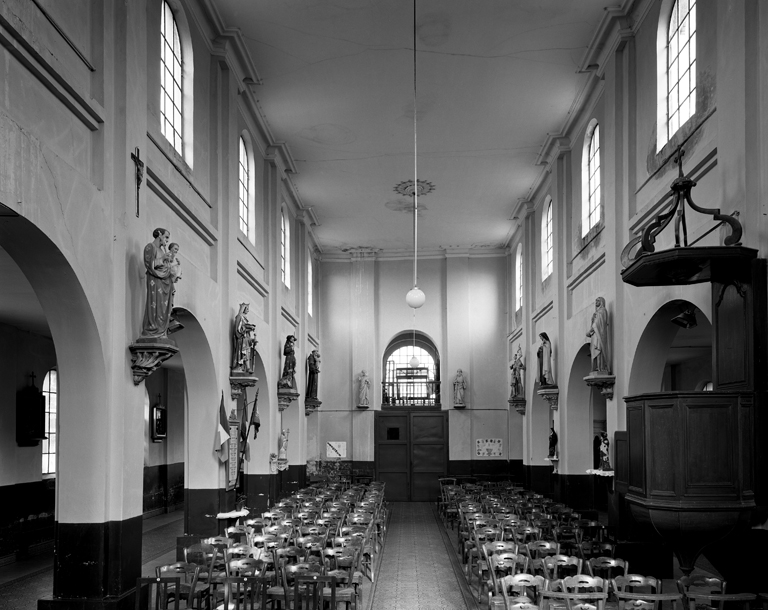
[
  {"xmin": 0, "ymin": 214, "xmax": 108, "ymax": 528},
  {"xmin": 563, "ymin": 343, "xmax": 599, "ymax": 474},
  {"xmin": 628, "ymin": 299, "xmax": 712, "ymax": 396},
  {"xmin": 168, "ymin": 307, "xmax": 220, "ymax": 535}
]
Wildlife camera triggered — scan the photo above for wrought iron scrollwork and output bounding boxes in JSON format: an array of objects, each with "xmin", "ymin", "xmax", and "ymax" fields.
[{"xmin": 634, "ymin": 147, "xmax": 742, "ymax": 260}]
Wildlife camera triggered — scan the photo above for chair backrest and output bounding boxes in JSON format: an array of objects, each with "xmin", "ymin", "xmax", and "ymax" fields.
[
  {"xmin": 135, "ymin": 577, "xmax": 180, "ymax": 610},
  {"xmin": 613, "ymin": 575, "xmax": 659, "ymax": 594},
  {"xmin": 294, "ymin": 574, "xmax": 337, "ymax": 609},
  {"xmin": 677, "ymin": 576, "xmax": 726, "ymax": 596},
  {"xmin": 545, "ymin": 554, "xmax": 583, "ymax": 579},
  {"xmin": 226, "ymin": 544, "xmax": 260, "ymax": 561},
  {"xmin": 499, "ymin": 573, "xmax": 547, "ymax": 606},
  {"xmin": 615, "ymin": 591, "xmax": 684, "ymax": 610},
  {"xmin": 588, "ymin": 556, "xmax": 628, "ymax": 579},
  {"xmin": 226, "ymin": 557, "xmax": 263, "ymax": 577},
  {"xmin": 563, "ymin": 575, "xmax": 606, "ymax": 593},
  {"xmin": 526, "ymin": 540, "xmax": 559, "ymax": 558},
  {"xmin": 184, "ymin": 543, "xmax": 217, "ymax": 575},
  {"xmin": 541, "ymin": 590, "xmax": 608, "ymax": 610},
  {"xmin": 220, "ymin": 576, "xmax": 270, "ymax": 610}
]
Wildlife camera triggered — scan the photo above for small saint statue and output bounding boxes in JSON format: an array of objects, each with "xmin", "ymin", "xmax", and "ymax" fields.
[
  {"xmin": 598, "ymin": 431, "xmax": 612, "ymax": 471},
  {"xmin": 548, "ymin": 426, "xmax": 558, "ymax": 459},
  {"xmin": 453, "ymin": 369, "xmax": 467, "ymax": 406},
  {"xmin": 231, "ymin": 303, "xmax": 257, "ymax": 375},
  {"xmin": 537, "ymin": 332, "xmax": 555, "ymax": 387},
  {"xmin": 278, "ymin": 428, "xmax": 289, "ymax": 461},
  {"xmin": 587, "ymin": 297, "xmax": 611, "ymax": 374},
  {"xmin": 277, "ymin": 335, "xmax": 297, "ymax": 389},
  {"xmin": 357, "ymin": 370, "xmax": 371, "ymax": 407},
  {"xmin": 510, "ymin": 346, "xmax": 525, "ymax": 399},
  {"xmin": 306, "ymin": 349, "xmax": 321, "ymax": 400}
]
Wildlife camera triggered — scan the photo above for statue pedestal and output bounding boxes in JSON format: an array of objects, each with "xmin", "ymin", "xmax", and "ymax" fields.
[
  {"xmin": 545, "ymin": 456, "xmax": 559, "ymax": 474},
  {"xmin": 453, "ymin": 402, "xmax": 466, "ymax": 410},
  {"xmin": 508, "ymin": 397, "xmax": 526, "ymax": 414},
  {"xmin": 537, "ymin": 385, "xmax": 559, "ymax": 410},
  {"xmin": 230, "ymin": 374, "xmax": 258, "ymax": 401},
  {"xmin": 129, "ymin": 337, "xmax": 178, "ymax": 385},
  {"xmin": 356, "ymin": 403, "xmax": 369, "ymax": 410},
  {"xmin": 305, "ymin": 398, "xmax": 321, "ymax": 416},
  {"xmin": 584, "ymin": 373, "xmax": 616, "ymax": 400},
  {"xmin": 277, "ymin": 388, "xmax": 300, "ymax": 412}
]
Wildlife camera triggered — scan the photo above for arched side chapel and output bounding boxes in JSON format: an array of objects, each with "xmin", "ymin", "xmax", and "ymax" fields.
[{"xmin": 0, "ymin": 0, "xmax": 766, "ymax": 606}]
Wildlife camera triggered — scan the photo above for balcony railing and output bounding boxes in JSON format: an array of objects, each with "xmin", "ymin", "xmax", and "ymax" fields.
[{"xmin": 381, "ymin": 380, "xmax": 441, "ymax": 406}]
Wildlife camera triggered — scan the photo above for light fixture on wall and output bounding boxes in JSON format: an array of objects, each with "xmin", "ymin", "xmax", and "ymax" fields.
[{"xmin": 671, "ymin": 307, "xmax": 697, "ymax": 329}]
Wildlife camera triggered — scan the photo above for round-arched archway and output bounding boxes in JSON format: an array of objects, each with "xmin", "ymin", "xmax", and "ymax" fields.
[{"xmin": 628, "ymin": 300, "xmax": 712, "ymax": 396}]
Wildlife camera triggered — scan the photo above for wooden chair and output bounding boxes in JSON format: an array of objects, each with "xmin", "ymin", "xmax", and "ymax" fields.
[
  {"xmin": 266, "ymin": 562, "xmax": 323, "ymax": 610},
  {"xmin": 545, "ymin": 555, "xmax": 584, "ymax": 579},
  {"xmin": 498, "ymin": 574, "xmax": 547, "ymax": 607},
  {"xmin": 219, "ymin": 576, "xmax": 270, "ymax": 610},
  {"xmin": 613, "ymin": 575, "xmax": 660, "ymax": 595},
  {"xmin": 541, "ymin": 590, "xmax": 608, "ymax": 610},
  {"xmin": 293, "ymin": 574, "xmax": 336, "ymax": 610},
  {"xmin": 588, "ymin": 557, "xmax": 628, "ymax": 581},
  {"xmin": 677, "ymin": 576, "xmax": 726, "ymax": 609},
  {"xmin": 135, "ymin": 577, "xmax": 180, "ymax": 610},
  {"xmin": 527, "ymin": 540, "xmax": 560, "ymax": 559},
  {"xmin": 156, "ymin": 562, "xmax": 210, "ymax": 610}
]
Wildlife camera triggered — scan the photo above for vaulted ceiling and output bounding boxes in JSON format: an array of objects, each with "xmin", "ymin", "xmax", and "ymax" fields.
[{"xmin": 215, "ymin": 0, "xmax": 613, "ymax": 254}]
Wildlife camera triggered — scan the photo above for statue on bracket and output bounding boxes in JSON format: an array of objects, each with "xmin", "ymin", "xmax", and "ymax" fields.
[
  {"xmin": 357, "ymin": 370, "xmax": 371, "ymax": 408},
  {"xmin": 231, "ymin": 304, "xmax": 257, "ymax": 375},
  {"xmin": 277, "ymin": 335, "xmax": 297, "ymax": 390},
  {"xmin": 537, "ymin": 332, "xmax": 556, "ymax": 387},
  {"xmin": 548, "ymin": 426, "xmax": 558, "ymax": 459},
  {"xmin": 129, "ymin": 228, "xmax": 180, "ymax": 385},
  {"xmin": 598, "ymin": 431, "xmax": 612, "ymax": 471},
  {"xmin": 305, "ymin": 349, "xmax": 322, "ymax": 415},
  {"xmin": 453, "ymin": 369, "xmax": 467, "ymax": 408},
  {"xmin": 587, "ymin": 297, "xmax": 611, "ymax": 374},
  {"xmin": 510, "ymin": 346, "xmax": 525, "ymax": 399}
]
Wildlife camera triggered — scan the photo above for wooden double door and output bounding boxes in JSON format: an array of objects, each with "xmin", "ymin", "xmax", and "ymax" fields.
[{"xmin": 374, "ymin": 410, "xmax": 448, "ymax": 501}]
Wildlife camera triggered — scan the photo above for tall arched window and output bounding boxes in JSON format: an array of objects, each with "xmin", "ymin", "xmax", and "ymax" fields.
[
  {"xmin": 307, "ymin": 250, "xmax": 313, "ymax": 317},
  {"xmin": 382, "ymin": 332, "xmax": 440, "ymax": 407},
  {"xmin": 238, "ymin": 136, "xmax": 250, "ymax": 237},
  {"xmin": 658, "ymin": 0, "xmax": 697, "ymax": 147},
  {"xmin": 515, "ymin": 243, "xmax": 523, "ymax": 311},
  {"xmin": 42, "ymin": 369, "xmax": 57, "ymax": 475},
  {"xmin": 582, "ymin": 122, "xmax": 601, "ymax": 237},
  {"xmin": 160, "ymin": 1, "xmax": 184, "ymax": 156},
  {"xmin": 281, "ymin": 209, "xmax": 291, "ymax": 288},
  {"xmin": 541, "ymin": 198, "xmax": 553, "ymax": 280}
]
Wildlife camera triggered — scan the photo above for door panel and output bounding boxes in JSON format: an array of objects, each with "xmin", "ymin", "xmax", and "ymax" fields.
[{"xmin": 375, "ymin": 411, "xmax": 447, "ymax": 501}]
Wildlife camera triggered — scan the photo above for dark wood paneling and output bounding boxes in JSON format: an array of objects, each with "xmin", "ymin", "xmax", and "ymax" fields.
[
  {"xmin": 614, "ymin": 431, "xmax": 628, "ymax": 493},
  {"xmin": 626, "ymin": 404, "xmax": 645, "ymax": 493},
  {"xmin": 715, "ymin": 283, "xmax": 749, "ymax": 388},
  {"xmin": 684, "ymin": 401, "xmax": 734, "ymax": 492},
  {"xmin": 647, "ymin": 402, "xmax": 676, "ymax": 496}
]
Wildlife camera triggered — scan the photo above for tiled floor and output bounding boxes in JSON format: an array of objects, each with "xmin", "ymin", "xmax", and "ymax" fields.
[{"xmin": 371, "ymin": 502, "xmax": 472, "ymax": 610}]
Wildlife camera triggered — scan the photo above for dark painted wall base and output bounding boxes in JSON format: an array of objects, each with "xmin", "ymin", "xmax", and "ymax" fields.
[
  {"xmin": 38, "ymin": 589, "xmax": 136, "ymax": 610},
  {"xmin": 185, "ymin": 488, "xmax": 237, "ymax": 537},
  {"xmin": 48, "ymin": 516, "xmax": 142, "ymax": 601},
  {"xmin": 524, "ymin": 465, "xmax": 554, "ymax": 496},
  {"xmin": 143, "ymin": 462, "xmax": 184, "ymax": 515},
  {"xmin": 448, "ymin": 460, "xmax": 524, "ymax": 481}
]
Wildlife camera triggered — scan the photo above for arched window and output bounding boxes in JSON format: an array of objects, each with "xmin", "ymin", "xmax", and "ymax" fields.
[
  {"xmin": 281, "ymin": 209, "xmax": 291, "ymax": 288},
  {"xmin": 658, "ymin": 0, "xmax": 697, "ymax": 148},
  {"xmin": 307, "ymin": 250, "xmax": 313, "ymax": 317},
  {"xmin": 541, "ymin": 198, "xmax": 553, "ymax": 280},
  {"xmin": 160, "ymin": 1, "xmax": 184, "ymax": 156},
  {"xmin": 582, "ymin": 121, "xmax": 601, "ymax": 237},
  {"xmin": 238, "ymin": 136, "xmax": 250, "ymax": 237},
  {"xmin": 42, "ymin": 369, "xmax": 57, "ymax": 475},
  {"xmin": 382, "ymin": 332, "xmax": 440, "ymax": 407},
  {"xmin": 515, "ymin": 243, "xmax": 523, "ymax": 311}
]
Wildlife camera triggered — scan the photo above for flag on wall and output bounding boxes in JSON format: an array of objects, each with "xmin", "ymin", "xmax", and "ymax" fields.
[
  {"xmin": 249, "ymin": 388, "xmax": 261, "ymax": 438},
  {"xmin": 215, "ymin": 392, "xmax": 229, "ymax": 463},
  {"xmin": 240, "ymin": 393, "xmax": 250, "ymax": 462}
]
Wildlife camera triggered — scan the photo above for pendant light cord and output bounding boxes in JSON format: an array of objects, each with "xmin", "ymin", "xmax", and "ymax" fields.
[{"xmin": 413, "ymin": 0, "xmax": 418, "ymax": 289}]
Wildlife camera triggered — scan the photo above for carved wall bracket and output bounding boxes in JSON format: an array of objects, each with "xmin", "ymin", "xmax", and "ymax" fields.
[
  {"xmin": 230, "ymin": 374, "xmax": 259, "ymax": 401},
  {"xmin": 537, "ymin": 386, "xmax": 559, "ymax": 410},
  {"xmin": 277, "ymin": 388, "xmax": 300, "ymax": 412},
  {"xmin": 305, "ymin": 398, "xmax": 321, "ymax": 416},
  {"xmin": 508, "ymin": 397, "xmax": 526, "ymax": 415},
  {"xmin": 584, "ymin": 374, "xmax": 616, "ymax": 400},
  {"xmin": 129, "ymin": 339, "xmax": 178, "ymax": 385}
]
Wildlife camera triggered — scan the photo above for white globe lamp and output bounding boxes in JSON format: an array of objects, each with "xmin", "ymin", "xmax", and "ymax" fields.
[{"xmin": 406, "ymin": 287, "xmax": 426, "ymax": 309}]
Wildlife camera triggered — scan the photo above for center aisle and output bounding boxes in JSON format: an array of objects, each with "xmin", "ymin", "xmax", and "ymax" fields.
[{"xmin": 371, "ymin": 502, "xmax": 475, "ymax": 610}]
